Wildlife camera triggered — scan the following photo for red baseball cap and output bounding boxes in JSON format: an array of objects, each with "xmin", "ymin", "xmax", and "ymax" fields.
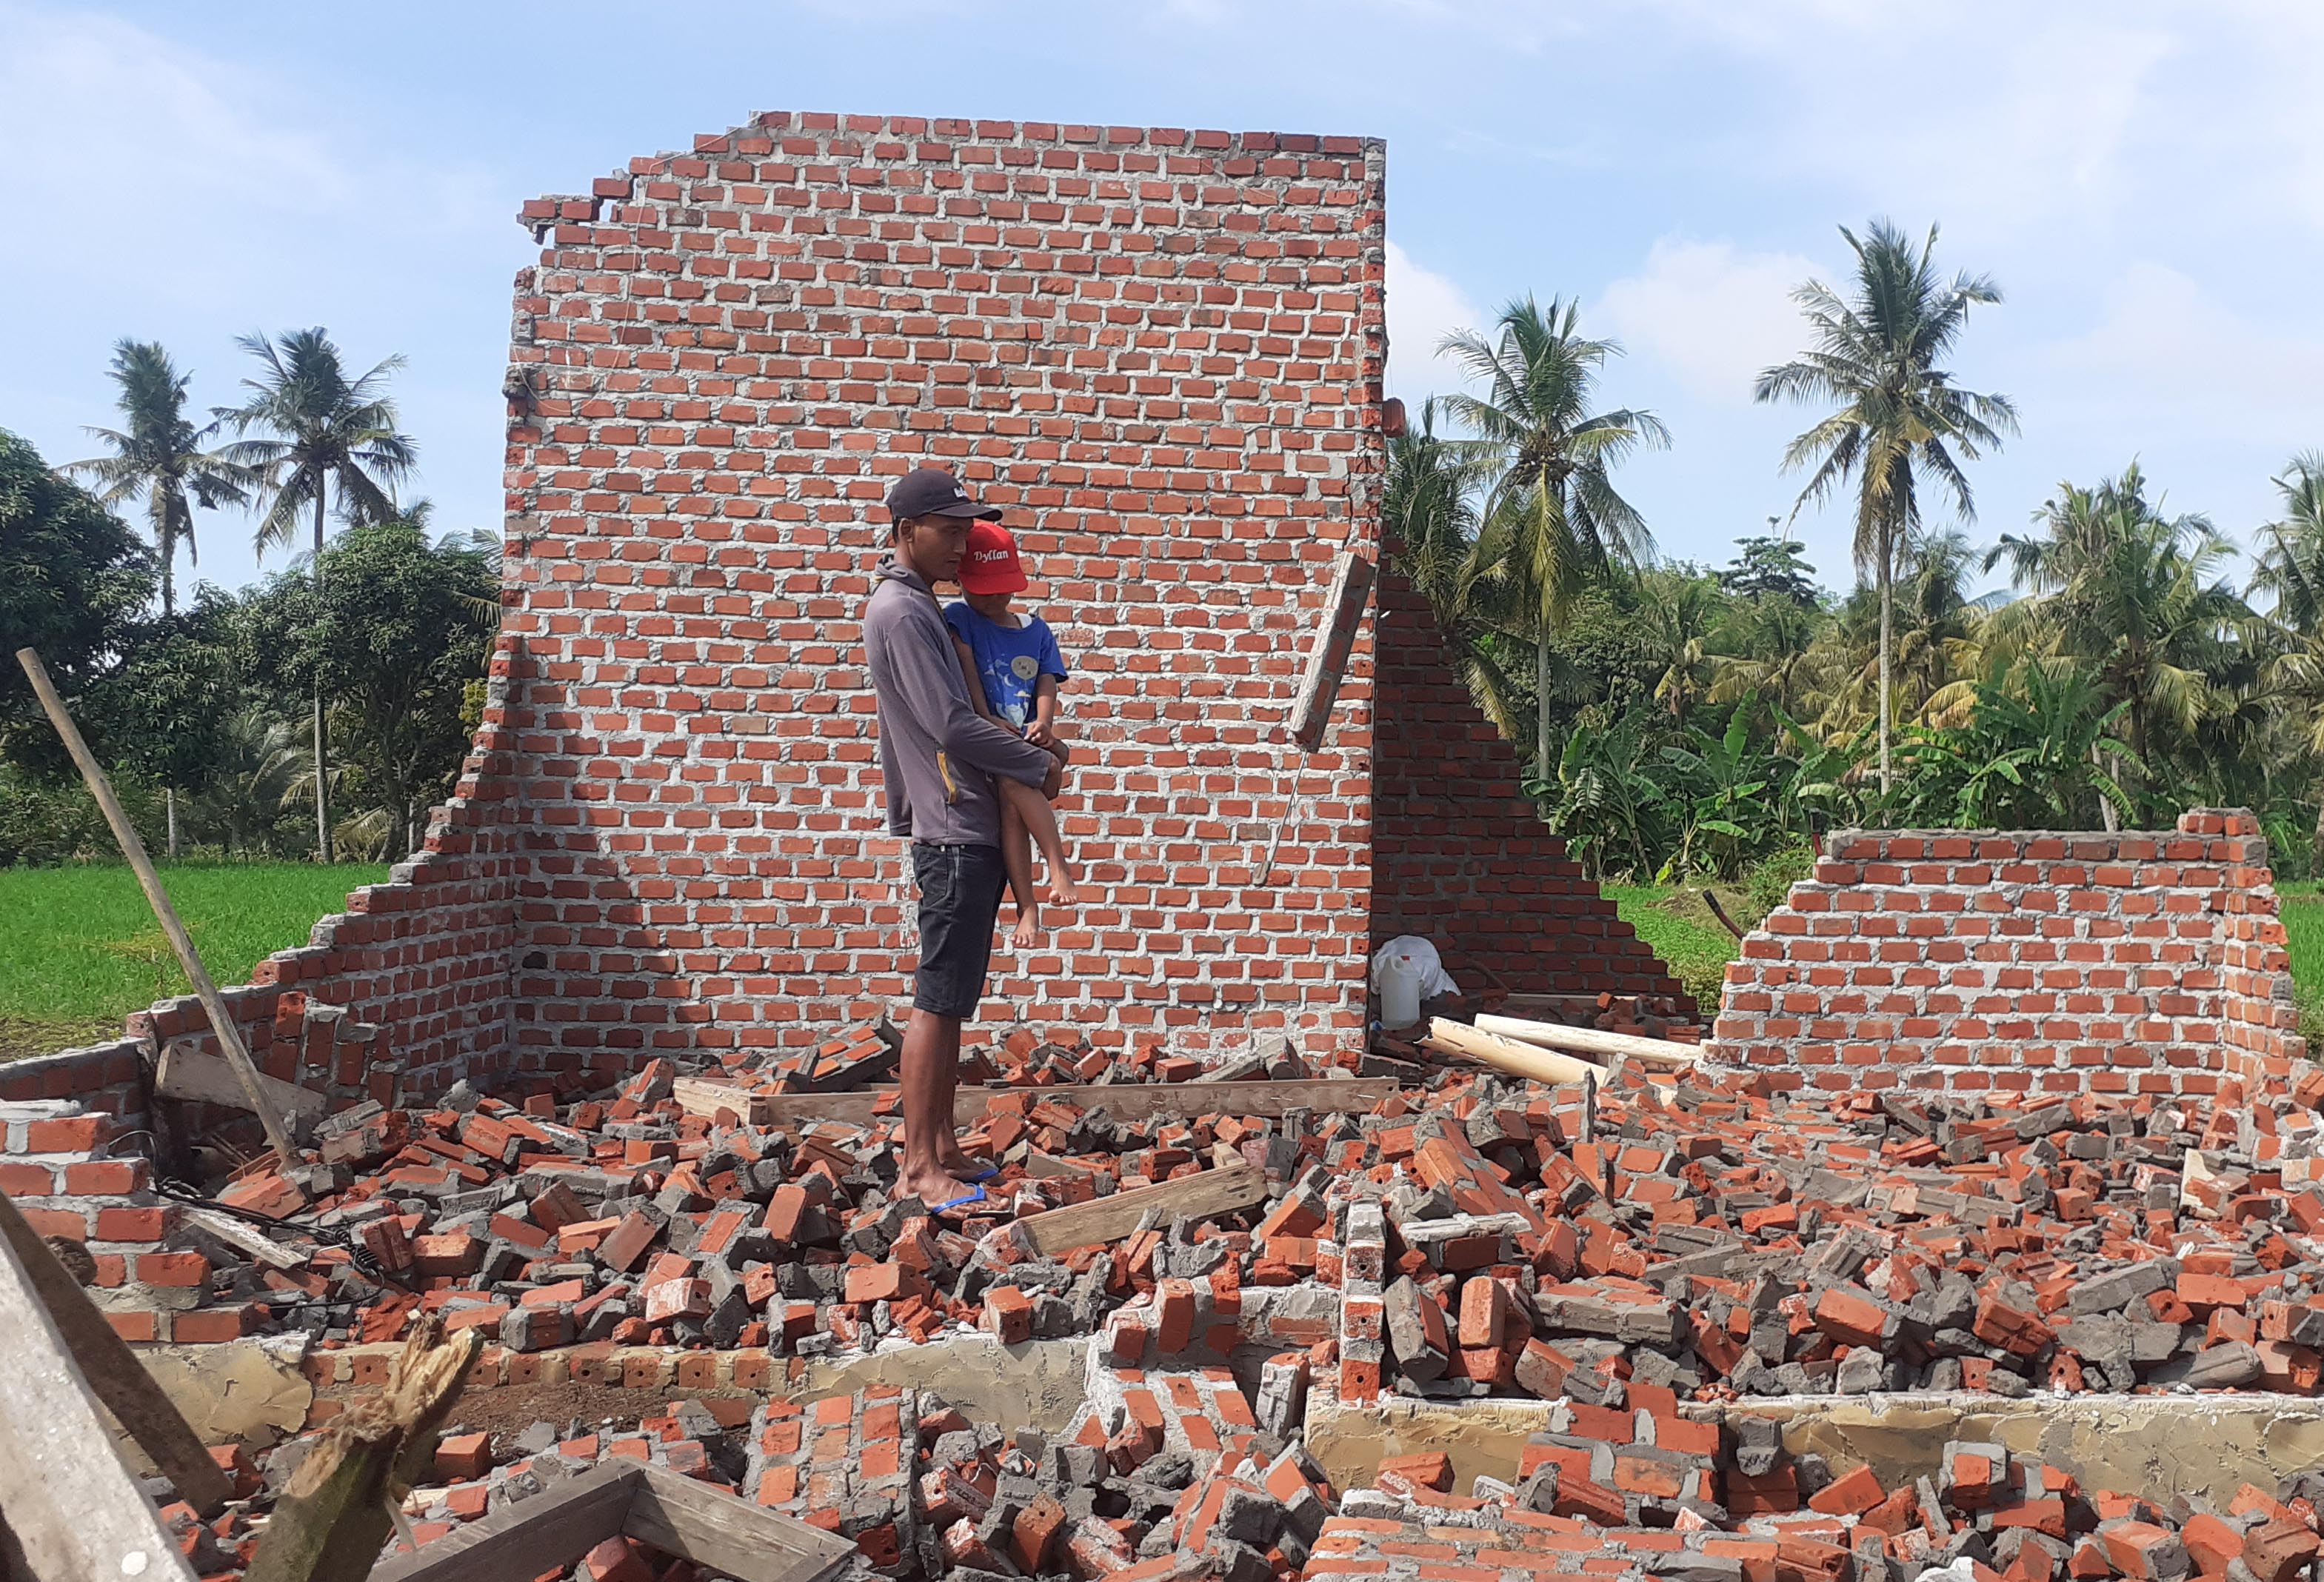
[{"xmin": 958, "ymin": 521, "xmax": 1028, "ymax": 595}]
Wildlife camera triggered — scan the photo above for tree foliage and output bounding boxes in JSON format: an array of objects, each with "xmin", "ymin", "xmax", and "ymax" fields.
[
  {"xmin": 0, "ymin": 429, "xmax": 156, "ymax": 778},
  {"xmin": 1754, "ymin": 220, "xmax": 2017, "ymax": 789},
  {"xmin": 1395, "ymin": 426, "xmax": 2324, "ymax": 880},
  {"xmin": 63, "ymin": 341, "xmax": 255, "ymax": 617}
]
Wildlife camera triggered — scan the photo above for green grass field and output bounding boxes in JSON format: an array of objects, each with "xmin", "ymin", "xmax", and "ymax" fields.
[
  {"xmin": 2274, "ymin": 881, "xmax": 2324, "ymax": 1047},
  {"xmin": 1604, "ymin": 884, "xmax": 1746, "ymax": 1011},
  {"xmin": 1, "ymin": 863, "xmax": 2319, "ymax": 1062},
  {"xmin": 0, "ymin": 863, "xmax": 387, "ymax": 1060}
]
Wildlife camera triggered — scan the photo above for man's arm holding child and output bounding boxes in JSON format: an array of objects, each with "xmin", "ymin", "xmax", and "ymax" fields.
[
  {"xmin": 951, "ymin": 633, "xmax": 997, "ymax": 723},
  {"xmin": 886, "ymin": 614, "xmax": 1059, "ymax": 786}
]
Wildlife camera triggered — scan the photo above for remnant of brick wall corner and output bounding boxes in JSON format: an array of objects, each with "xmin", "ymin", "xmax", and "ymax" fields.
[
  {"xmin": 1709, "ymin": 806, "xmax": 2310, "ymax": 1098},
  {"xmin": 1366, "ymin": 565, "xmax": 1694, "ymax": 1009}
]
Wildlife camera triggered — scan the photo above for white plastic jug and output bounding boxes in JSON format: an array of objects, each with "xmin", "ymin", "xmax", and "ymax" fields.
[{"xmin": 1378, "ymin": 948, "xmax": 1424, "ymax": 1029}]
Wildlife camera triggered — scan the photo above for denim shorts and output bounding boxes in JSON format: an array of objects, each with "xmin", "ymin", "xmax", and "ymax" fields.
[{"xmin": 912, "ymin": 842, "xmax": 1006, "ymax": 1018}]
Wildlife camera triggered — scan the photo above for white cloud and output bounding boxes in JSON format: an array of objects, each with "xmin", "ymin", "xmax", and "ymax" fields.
[
  {"xmin": 0, "ymin": 10, "xmax": 347, "ymax": 223},
  {"xmin": 0, "ymin": 5, "xmax": 498, "ymax": 301},
  {"xmin": 2039, "ymin": 263, "xmax": 2324, "ymax": 424},
  {"xmin": 1383, "ymin": 239, "xmax": 1483, "ymax": 407},
  {"xmin": 1596, "ymin": 238, "xmax": 1820, "ymax": 405}
]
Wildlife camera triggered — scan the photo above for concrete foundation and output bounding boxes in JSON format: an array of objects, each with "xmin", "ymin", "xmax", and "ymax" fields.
[
  {"xmin": 1302, "ymin": 1388, "xmax": 2324, "ymax": 1506},
  {"xmin": 141, "ymin": 1326, "xmax": 2324, "ymax": 1517}
]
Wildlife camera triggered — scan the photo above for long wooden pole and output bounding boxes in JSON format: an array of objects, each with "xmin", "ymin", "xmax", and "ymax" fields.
[
  {"xmin": 1423, "ymin": 1018, "xmax": 1604, "ymax": 1087},
  {"xmin": 1472, "ymin": 1012, "xmax": 1702, "ymax": 1069},
  {"xmin": 15, "ymin": 647, "xmax": 296, "ymax": 1159}
]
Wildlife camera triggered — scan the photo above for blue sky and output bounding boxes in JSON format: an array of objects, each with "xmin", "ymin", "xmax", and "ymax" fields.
[{"xmin": 6, "ymin": 0, "xmax": 2322, "ymax": 602}]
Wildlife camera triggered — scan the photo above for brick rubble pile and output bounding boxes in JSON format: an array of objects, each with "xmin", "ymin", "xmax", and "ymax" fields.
[
  {"xmin": 1340, "ymin": 1066, "xmax": 2324, "ymax": 1404},
  {"xmin": 71, "ymin": 1015, "xmax": 2324, "ymax": 1582}
]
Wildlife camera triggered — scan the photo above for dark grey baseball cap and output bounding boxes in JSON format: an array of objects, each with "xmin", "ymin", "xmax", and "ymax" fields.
[{"xmin": 885, "ymin": 466, "xmax": 1002, "ymax": 522}]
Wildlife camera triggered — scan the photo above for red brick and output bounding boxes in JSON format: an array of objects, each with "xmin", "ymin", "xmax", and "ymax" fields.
[
  {"xmin": 135, "ymin": 1252, "xmax": 209, "ymax": 1288},
  {"xmin": 173, "ymin": 1306, "xmax": 253, "ymax": 1344},
  {"xmin": 1808, "ymin": 1464, "xmax": 1883, "ymax": 1516},
  {"xmin": 27, "ymin": 1115, "xmax": 107, "ymax": 1152}
]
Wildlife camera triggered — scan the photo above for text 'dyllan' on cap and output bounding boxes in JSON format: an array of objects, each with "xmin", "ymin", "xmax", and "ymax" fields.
[
  {"xmin": 958, "ymin": 521, "xmax": 1028, "ymax": 595},
  {"xmin": 884, "ymin": 467, "xmax": 1003, "ymax": 523}
]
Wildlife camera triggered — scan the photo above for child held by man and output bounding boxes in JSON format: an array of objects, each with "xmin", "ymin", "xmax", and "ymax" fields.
[{"xmin": 945, "ymin": 522, "xmax": 1078, "ymax": 943}]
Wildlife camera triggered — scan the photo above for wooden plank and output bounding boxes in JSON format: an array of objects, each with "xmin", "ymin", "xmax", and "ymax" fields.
[
  {"xmin": 1288, "ymin": 550, "xmax": 1376, "ymax": 750},
  {"xmin": 675, "ymin": 1076, "xmax": 1398, "ymax": 1130},
  {"xmin": 1472, "ymin": 1013, "xmax": 1701, "ymax": 1069},
  {"xmin": 0, "ymin": 1188, "xmax": 234, "ymax": 1516},
  {"xmin": 16, "ymin": 647, "xmax": 295, "ymax": 1161},
  {"xmin": 156, "ymin": 1042, "xmax": 329, "ymax": 1124},
  {"xmin": 670, "ymin": 1075, "xmax": 771, "ymax": 1126},
  {"xmin": 624, "ymin": 1465, "xmax": 853, "ymax": 1582},
  {"xmin": 368, "ymin": 1463, "xmax": 638, "ymax": 1582},
  {"xmin": 1012, "ymin": 1164, "xmax": 1270, "ymax": 1258},
  {"xmin": 0, "ymin": 1201, "xmax": 202, "ymax": 1582},
  {"xmin": 176, "ymin": 1204, "xmax": 313, "ymax": 1272}
]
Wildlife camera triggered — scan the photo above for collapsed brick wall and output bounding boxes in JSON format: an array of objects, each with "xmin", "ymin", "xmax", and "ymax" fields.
[
  {"xmin": 496, "ymin": 112, "xmax": 1389, "ymax": 1067},
  {"xmin": 0, "ymin": 1053, "xmax": 261, "ymax": 1341},
  {"xmin": 116, "ymin": 632, "xmax": 527, "ymax": 1107},
  {"xmin": 1708, "ymin": 807, "xmax": 2310, "ymax": 1097},
  {"xmin": 1366, "ymin": 568, "xmax": 1692, "ymax": 1007}
]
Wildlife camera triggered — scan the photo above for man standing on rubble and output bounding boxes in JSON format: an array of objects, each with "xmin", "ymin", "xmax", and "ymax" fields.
[{"xmin": 863, "ymin": 466, "xmax": 1068, "ymax": 1214}]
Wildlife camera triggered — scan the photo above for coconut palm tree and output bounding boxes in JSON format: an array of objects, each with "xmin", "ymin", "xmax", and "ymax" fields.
[
  {"xmin": 1755, "ymin": 220, "xmax": 2016, "ymax": 795},
  {"xmin": 1439, "ymin": 296, "xmax": 1669, "ymax": 781},
  {"xmin": 2237, "ymin": 455, "xmax": 2324, "ymax": 858},
  {"xmin": 1634, "ymin": 568, "xmax": 1723, "ymax": 726},
  {"xmin": 63, "ymin": 341, "xmax": 258, "ymax": 856},
  {"xmin": 1814, "ymin": 531, "xmax": 1989, "ymax": 741},
  {"xmin": 64, "ymin": 341, "xmax": 255, "ymax": 618},
  {"xmin": 217, "ymin": 328, "xmax": 416, "ymax": 863},
  {"xmin": 1383, "ymin": 398, "xmax": 1487, "ymax": 637},
  {"xmin": 1986, "ymin": 464, "xmax": 2249, "ymax": 807},
  {"xmin": 2254, "ymin": 453, "xmax": 2324, "ymax": 638}
]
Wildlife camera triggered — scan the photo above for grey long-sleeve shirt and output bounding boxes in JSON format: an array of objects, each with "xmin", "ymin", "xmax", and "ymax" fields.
[{"xmin": 863, "ymin": 555, "xmax": 1056, "ymax": 846}]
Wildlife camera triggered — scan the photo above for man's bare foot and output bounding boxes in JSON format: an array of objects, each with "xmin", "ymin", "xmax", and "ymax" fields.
[
  {"xmin": 899, "ymin": 1166, "xmax": 981, "ymax": 1212},
  {"xmin": 939, "ymin": 1141, "xmax": 987, "ymax": 1176},
  {"xmin": 1010, "ymin": 906, "xmax": 1041, "ymax": 948}
]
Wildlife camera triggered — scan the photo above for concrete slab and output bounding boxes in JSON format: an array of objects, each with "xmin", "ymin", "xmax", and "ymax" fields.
[
  {"xmin": 792, "ymin": 1334, "xmax": 1089, "ymax": 1432},
  {"xmin": 1304, "ymin": 1389, "xmax": 2324, "ymax": 1506},
  {"xmin": 115, "ymin": 1336, "xmax": 315, "ymax": 1466}
]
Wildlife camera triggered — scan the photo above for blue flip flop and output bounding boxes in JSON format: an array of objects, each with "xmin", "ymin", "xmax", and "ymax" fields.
[
  {"xmin": 961, "ymin": 1164, "xmax": 999, "ymax": 1184},
  {"xmin": 923, "ymin": 1184, "xmax": 989, "ymax": 1216}
]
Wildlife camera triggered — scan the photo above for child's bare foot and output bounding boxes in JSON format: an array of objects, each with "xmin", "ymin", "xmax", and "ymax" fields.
[
  {"xmin": 1011, "ymin": 907, "xmax": 1041, "ymax": 948},
  {"xmin": 1044, "ymin": 875, "xmax": 1078, "ymax": 907}
]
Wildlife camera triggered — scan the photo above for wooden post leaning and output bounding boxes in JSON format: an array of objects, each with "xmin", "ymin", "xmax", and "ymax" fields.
[{"xmin": 14, "ymin": 647, "xmax": 295, "ymax": 1160}]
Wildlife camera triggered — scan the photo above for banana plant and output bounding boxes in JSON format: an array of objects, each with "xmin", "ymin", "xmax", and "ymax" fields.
[{"xmin": 1657, "ymin": 695, "xmax": 1780, "ymax": 881}]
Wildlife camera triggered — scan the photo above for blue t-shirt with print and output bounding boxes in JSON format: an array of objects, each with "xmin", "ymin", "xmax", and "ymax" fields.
[{"xmin": 944, "ymin": 603, "xmax": 1067, "ymax": 730}]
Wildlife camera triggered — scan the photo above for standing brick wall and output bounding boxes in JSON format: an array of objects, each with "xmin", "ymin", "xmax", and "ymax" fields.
[
  {"xmin": 1367, "ymin": 568, "xmax": 1692, "ymax": 1007},
  {"xmin": 496, "ymin": 111, "xmax": 1389, "ymax": 1068},
  {"xmin": 78, "ymin": 110, "xmax": 1695, "ymax": 1115},
  {"xmin": 1709, "ymin": 807, "xmax": 2311, "ymax": 1098}
]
